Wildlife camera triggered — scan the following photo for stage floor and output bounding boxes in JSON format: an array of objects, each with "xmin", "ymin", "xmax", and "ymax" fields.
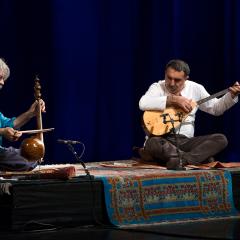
[
  {"xmin": 1, "ymin": 218, "xmax": 240, "ymax": 240},
  {"xmin": 0, "ymin": 160, "xmax": 240, "ymax": 239}
]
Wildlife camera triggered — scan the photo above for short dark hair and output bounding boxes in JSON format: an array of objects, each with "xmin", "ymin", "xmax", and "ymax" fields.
[{"xmin": 165, "ymin": 59, "xmax": 190, "ymax": 76}]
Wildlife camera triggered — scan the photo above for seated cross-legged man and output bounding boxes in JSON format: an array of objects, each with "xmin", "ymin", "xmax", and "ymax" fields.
[
  {"xmin": 0, "ymin": 58, "xmax": 45, "ymax": 171},
  {"xmin": 138, "ymin": 59, "xmax": 240, "ymax": 170}
]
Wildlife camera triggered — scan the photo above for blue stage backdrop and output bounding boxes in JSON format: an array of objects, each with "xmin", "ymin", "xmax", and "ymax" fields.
[{"xmin": 0, "ymin": 0, "xmax": 239, "ymax": 163}]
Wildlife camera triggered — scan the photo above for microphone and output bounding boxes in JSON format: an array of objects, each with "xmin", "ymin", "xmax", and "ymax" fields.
[{"xmin": 57, "ymin": 139, "xmax": 81, "ymax": 145}]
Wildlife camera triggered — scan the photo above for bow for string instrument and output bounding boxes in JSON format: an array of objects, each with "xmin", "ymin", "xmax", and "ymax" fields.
[
  {"xmin": 20, "ymin": 77, "xmax": 54, "ymax": 162},
  {"xmin": 142, "ymin": 88, "xmax": 229, "ymax": 136}
]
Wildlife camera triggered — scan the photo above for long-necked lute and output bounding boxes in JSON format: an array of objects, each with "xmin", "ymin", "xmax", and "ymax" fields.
[
  {"xmin": 20, "ymin": 77, "xmax": 55, "ymax": 162},
  {"xmin": 142, "ymin": 88, "xmax": 229, "ymax": 136}
]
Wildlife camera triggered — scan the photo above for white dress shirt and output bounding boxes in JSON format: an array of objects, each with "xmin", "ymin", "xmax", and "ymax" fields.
[{"xmin": 139, "ymin": 80, "xmax": 238, "ymax": 138}]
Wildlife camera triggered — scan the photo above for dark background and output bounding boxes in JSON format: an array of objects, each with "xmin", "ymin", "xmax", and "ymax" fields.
[{"xmin": 0, "ymin": 0, "xmax": 239, "ymax": 164}]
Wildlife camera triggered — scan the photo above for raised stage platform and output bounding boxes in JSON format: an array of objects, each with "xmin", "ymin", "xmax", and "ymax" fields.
[{"xmin": 0, "ymin": 160, "xmax": 240, "ymax": 235}]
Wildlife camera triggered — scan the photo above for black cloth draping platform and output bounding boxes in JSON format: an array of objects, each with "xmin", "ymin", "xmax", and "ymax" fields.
[{"xmin": 0, "ymin": 178, "xmax": 108, "ymax": 231}]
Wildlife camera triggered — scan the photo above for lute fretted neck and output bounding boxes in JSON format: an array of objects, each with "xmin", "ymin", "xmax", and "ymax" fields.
[{"xmin": 196, "ymin": 88, "xmax": 229, "ymax": 105}]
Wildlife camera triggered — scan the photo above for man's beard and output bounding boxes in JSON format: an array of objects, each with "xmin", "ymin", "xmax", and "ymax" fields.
[
  {"xmin": 166, "ymin": 85, "xmax": 178, "ymax": 94},
  {"xmin": 166, "ymin": 84, "xmax": 184, "ymax": 95}
]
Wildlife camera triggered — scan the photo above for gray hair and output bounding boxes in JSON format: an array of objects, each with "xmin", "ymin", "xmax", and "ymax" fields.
[
  {"xmin": 165, "ymin": 59, "xmax": 190, "ymax": 76},
  {"xmin": 0, "ymin": 58, "xmax": 10, "ymax": 80}
]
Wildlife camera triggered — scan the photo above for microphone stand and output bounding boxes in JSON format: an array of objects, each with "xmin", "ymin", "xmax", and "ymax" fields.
[
  {"xmin": 161, "ymin": 113, "xmax": 185, "ymax": 170},
  {"xmin": 65, "ymin": 143, "xmax": 93, "ymax": 179},
  {"xmin": 64, "ymin": 143, "xmax": 98, "ymax": 225}
]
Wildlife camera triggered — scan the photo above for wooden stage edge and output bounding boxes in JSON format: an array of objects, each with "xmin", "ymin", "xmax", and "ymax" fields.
[{"xmin": 0, "ymin": 160, "xmax": 240, "ymax": 231}]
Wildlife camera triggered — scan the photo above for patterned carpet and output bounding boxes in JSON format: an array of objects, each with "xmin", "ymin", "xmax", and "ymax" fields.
[
  {"xmin": 97, "ymin": 169, "xmax": 239, "ymax": 226},
  {"xmin": 72, "ymin": 160, "xmax": 240, "ymax": 226}
]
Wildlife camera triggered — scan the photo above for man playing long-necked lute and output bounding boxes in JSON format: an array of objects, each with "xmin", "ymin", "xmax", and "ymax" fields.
[
  {"xmin": 139, "ymin": 59, "xmax": 240, "ymax": 170},
  {"xmin": 0, "ymin": 58, "xmax": 45, "ymax": 171}
]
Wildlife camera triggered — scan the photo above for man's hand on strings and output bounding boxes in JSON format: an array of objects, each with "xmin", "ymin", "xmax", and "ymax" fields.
[
  {"xmin": 27, "ymin": 99, "xmax": 46, "ymax": 118},
  {"xmin": 229, "ymin": 82, "xmax": 240, "ymax": 98},
  {"xmin": 167, "ymin": 95, "xmax": 193, "ymax": 113},
  {"xmin": 1, "ymin": 127, "xmax": 22, "ymax": 142},
  {"xmin": 13, "ymin": 100, "xmax": 46, "ymax": 129}
]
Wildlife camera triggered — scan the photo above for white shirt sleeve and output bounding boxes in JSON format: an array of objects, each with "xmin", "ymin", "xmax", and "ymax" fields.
[
  {"xmin": 139, "ymin": 82, "xmax": 167, "ymax": 111},
  {"xmin": 198, "ymin": 85, "xmax": 238, "ymax": 116}
]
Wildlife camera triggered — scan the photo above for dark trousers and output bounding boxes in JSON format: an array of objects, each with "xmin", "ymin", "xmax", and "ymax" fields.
[
  {"xmin": 0, "ymin": 147, "xmax": 37, "ymax": 171},
  {"xmin": 144, "ymin": 133, "xmax": 228, "ymax": 165}
]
